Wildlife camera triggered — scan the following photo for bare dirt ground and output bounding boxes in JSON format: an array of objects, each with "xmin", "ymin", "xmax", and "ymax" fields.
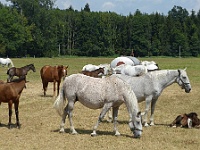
[{"xmin": 0, "ymin": 58, "xmax": 199, "ymax": 150}]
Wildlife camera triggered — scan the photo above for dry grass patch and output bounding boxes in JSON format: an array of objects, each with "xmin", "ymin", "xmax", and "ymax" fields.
[{"xmin": 0, "ymin": 57, "xmax": 199, "ymax": 150}]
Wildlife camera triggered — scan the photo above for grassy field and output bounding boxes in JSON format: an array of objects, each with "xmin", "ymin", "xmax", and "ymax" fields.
[{"xmin": 0, "ymin": 57, "xmax": 199, "ymax": 150}]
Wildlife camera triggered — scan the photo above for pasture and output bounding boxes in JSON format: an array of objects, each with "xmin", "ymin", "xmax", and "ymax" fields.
[{"xmin": 0, "ymin": 57, "xmax": 199, "ymax": 150}]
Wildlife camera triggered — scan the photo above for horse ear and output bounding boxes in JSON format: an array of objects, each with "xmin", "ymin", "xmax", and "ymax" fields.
[
  {"xmin": 66, "ymin": 65, "xmax": 69, "ymax": 68},
  {"xmin": 184, "ymin": 67, "xmax": 187, "ymax": 71}
]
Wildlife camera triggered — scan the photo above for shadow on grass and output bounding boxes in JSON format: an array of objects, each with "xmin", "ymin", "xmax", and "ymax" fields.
[{"xmin": 51, "ymin": 127, "xmax": 134, "ymax": 139}]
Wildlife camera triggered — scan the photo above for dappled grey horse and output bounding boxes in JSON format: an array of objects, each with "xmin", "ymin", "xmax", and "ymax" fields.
[
  {"xmin": 54, "ymin": 74, "xmax": 142, "ymax": 138},
  {"xmin": 112, "ymin": 69, "xmax": 191, "ymax": 126}
]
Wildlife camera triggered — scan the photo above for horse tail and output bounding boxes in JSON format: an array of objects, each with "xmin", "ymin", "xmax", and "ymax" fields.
[
  {"xmin": 53, "ymin": 86, "xmax": 66, "ymax": 116},
  {"xmin": 9, "ymin": 59, "xmax": 14, "ymax": 67}
]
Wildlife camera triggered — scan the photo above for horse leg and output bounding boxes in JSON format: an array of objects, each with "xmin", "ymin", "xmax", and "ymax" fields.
[
  {"xmin": 67, "ymin": 101, "xmax": 78, "ymax": 134},
  {"xmin": 7, "ymin": 75, "xmax": 12, "ymax": 82},
  {"xmin": 113, "ymin": 106, "xmax": 120, "ymax": 136},
  {"xmin": 42, "ymin": 81, "xmax": 48, "ymax": 96},
  {"xmin": 57, "ymin": 81, "xmax": 60, "ymax": 96},
  {"xmin": 8, "ymin": 101, "xmax": 13, "ymax": 129},
  {"xmin": 143, "ymin": 96, "xmax": 153, "ymax": 127},
  {"xmin": 59, "ymin": 104, "xmax": 69, "ymax": 133},
  {"xmin": 53, "ymin": 81, "xmax": 56, "ymax": 97},
  {"xmin": 106, "ymin": 108, "xmax": 113, "ymax": 122},
  {"xmin": 14, "ymin": 101, "xmax": 20, "ymax": 129},
  {"xmin": 91, "ymin": 103, "xmax": 112, "ymax": 136},
  {"xmin": 149, "ymin": 99, "xmax": 158, "ymax": 126}
]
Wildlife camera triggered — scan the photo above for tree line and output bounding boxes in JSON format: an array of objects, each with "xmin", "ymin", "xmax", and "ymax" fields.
[{"xmin": 0, "ymin": 0, "xmax": 200, "ymax": 57}]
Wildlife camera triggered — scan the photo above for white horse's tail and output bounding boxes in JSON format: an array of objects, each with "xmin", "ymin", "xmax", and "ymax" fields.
[
  {"xmin": 9, "ymin": 59, "xmax": 14, "ymax": 67},
  {"xmin": 53, "ymin": 87, "xmax": 66, "ymax": 116}
]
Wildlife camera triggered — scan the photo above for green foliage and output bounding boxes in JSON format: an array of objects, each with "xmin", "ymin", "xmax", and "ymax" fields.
[{"xmin": 1, "ymin": 1, "xmax": 200, "ymax": 57}]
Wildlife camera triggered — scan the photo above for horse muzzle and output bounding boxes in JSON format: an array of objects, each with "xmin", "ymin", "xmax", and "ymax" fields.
[{"xmin": 185, "ymin": 88, "xmax": 191, "ymax": 93}]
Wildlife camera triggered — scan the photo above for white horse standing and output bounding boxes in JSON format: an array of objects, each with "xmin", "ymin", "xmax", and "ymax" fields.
[
  {"xmin": 111, "ymin": 69, "xmax": 191, "ymax": 126},
  {"xmin": 0, "ymin": 58, "xmax": 14, "ymax": 68},
  {"xmin": 112, "ymin": 64, "xmax": 148, "ymax": 76},
  {"xmin": 54, "ymin": 74, "xmax": 142, "ymax": 138}
]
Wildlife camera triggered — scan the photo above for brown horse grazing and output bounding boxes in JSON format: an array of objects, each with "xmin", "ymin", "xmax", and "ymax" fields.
[
  {"xmin": 7, "ymin": 64, "xmax": 36, "ymax": 82},
  {"xmin": 0, "ymin": 77, "xmax": 26, "ymax": 129},
  {"xmin": 40, "ymin": 65, "xmax": 68, "ymax": 97},
  {"xmin": 170, "ymin": 112, "xmax": 200, "ymax": 128},
  {"xmin": 82, "ymin": 67, "xmax": 104, "ymax": 78}
]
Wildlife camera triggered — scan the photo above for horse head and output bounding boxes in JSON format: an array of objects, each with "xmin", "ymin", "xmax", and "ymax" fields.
[
  {"xmin": 57, "ymin": 65, "xmax": 68, "ymax": 79},
  {"xmin": 129, "ymin": 111, "xmax": 142, "ymax": 138},
  {"xmin": 29, "ymin": 64, "xmax": 36, "ymax": 72},
  {"xmin": 176, "ymin": 68, "xmax": 191, "ymax": 93},
  {"xmin": 98, "ymin": 67, "xmax": 105, "ymax": 75}
]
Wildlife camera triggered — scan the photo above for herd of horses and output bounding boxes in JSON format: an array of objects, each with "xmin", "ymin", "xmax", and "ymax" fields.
[{"xmin": 0, "ymin": 57, "xmax": 199, "ymax": 139}]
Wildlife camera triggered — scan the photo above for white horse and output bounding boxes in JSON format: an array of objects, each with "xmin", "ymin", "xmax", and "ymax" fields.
[
  {"xmin": 112, "ymin": 64, "xmax": 148, "ymax": 76},
  {"xmin": 141, "ymin": 60, "xmax": 159, "ymax": 71},
  {"xmin": 82, "ymin": 64, "xmax": 99, "ymax": 72},
  {"xmin": 110, "ymin": 56, "xmax": 136, "ymax": 68},
  {"xmin": 82, "ymin": 63, "xmax": 112, "ymax": 77},
  {"xmin": 0, "ymin": 58, "xmax": 14, "ymax": 68},
  {"xmin": 53, "ymin": 74, "xmax": 142, "ymax": 138},
  {"xmin": 141, "ymin": 60, "xmax": 156, "ymax": 66},
  {"xmin": 111, "ymin": 68, "xmax": 191, "ymax": 126},
  {"xmin": 98, "ymin": 63, "xmax": 112, "ymax": 76}
]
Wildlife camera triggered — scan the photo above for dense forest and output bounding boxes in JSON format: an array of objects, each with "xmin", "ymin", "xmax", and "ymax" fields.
[{"xmin": 0, "ymin": 0, "xmax": 200, "ymax": 57}]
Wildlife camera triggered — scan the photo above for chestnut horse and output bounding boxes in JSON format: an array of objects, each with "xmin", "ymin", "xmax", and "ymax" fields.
[
  {"xmin": 82, "ymin": 67, "xmax": 104, "ymax": 78},
  {"xmin": 0, "ymin": 77, "xmax": 26, "ymax": 129},
  {"xmin": 40, "ymin": 65, "xmax": 68, "ymax": 97}
]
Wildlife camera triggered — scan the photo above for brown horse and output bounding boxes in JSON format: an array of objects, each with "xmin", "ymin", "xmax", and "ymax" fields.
[
  {"xmin": 40, "ymin": 65, "xmax": 68, "ymax": 97},
  {"xmin": 82, "ymin": 67, "xmax": 104, "ymax": 78},
  {"xmin": 7, "ymin": 64, "xmax": 36, "ymax": 82},
  {"xmin": 170, "ymin": 112, "xmax": 200, "ymax": 128},
  {"xmin": 0, "ymin": 77, "xmax": 26, "ymax": 129}
]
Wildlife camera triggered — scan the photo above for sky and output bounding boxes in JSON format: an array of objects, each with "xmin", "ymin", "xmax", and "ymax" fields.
[{"xmin": 1, "ymin": 0, "xmax": 200, "ymax": 16}]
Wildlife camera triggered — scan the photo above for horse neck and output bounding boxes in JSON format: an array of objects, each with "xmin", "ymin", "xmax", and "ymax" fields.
[
  {"xmin": 123, "ymin": 87, "xmax": 139, "ymax": 119},
  {"xmin": 24, "ymin": 66, "xmax": 31, "ymax": 71},
  {"xmin": 153, "ymin": 70, "xmax": 179, "ymax": 89},
  {"xmin": 11, "ymin": 80, "xmax": 25, "ymax": 93}
]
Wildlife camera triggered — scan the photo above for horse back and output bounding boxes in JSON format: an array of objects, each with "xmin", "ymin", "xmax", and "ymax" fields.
[
  {"xmin": 63, "ymin": 74, "xmax": 127, "ymax": 108},
  {"xmin": 40, "ymin": 65, "xmax": 60, "ymax": 82},
  {"xmin": 0, "ymin": 79, "xmax": 25, "ymax": 102}
]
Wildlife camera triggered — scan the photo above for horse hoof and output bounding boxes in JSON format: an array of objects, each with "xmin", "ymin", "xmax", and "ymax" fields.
[
  {"xmin": 71, "ymin": 131, "xmax": 78, "ymax": 135},
  {"xmin": 115, "ymin": 132, "xmax": 121, "ymax": 136},
  {"xmin": 143, "ymin": 123, "xmax": 149, "ymax": 127},
  {"xmin": 150, "ymin": 122, "xmax": 155, "ymax": 126},
  {"xmin": 59, "ymin": 128, "xmax": 65, "ymax": 133},
  {"xmin": 91, "ymin": 132, "xmax": 97, "ymax": 137}
]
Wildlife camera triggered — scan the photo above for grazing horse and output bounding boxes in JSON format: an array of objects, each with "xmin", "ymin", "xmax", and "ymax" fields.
[
  {"xmin": 170, "ymin": 112, "xmax": 200, "ymax": 128},
  {"xmin": 0, "ymin": 77, "xmax": 26, "ymax": 129},
  {"xmin": 111, "ymin": 69, "xmax": 191, "ymax": 126},
  {"xmin": 0, "ymin": 58, "xmax": 14, "ymax": 68},
  {"xmin": 82, "ymin": 67, "xmax": 105, "ymax": 78},
  {"xmin": 7, "ymin": 64, "xmax": 36, "ymax": 82},
  {"xmin": 53, "ymin": 74, "xmax": 142, "ymax": 138},
  {"xmin": 40, "ymin": 65, "xmax": 68, "ymax": 97}
]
